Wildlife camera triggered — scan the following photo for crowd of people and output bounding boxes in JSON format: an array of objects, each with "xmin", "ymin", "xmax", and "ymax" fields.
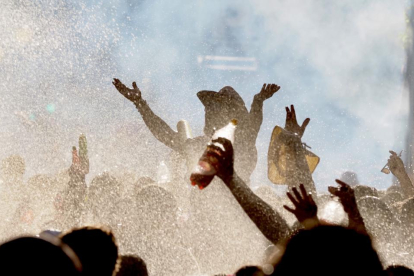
[{"xmin": 0, "ymin": 78, "xmax": 414, "ymax": 275}]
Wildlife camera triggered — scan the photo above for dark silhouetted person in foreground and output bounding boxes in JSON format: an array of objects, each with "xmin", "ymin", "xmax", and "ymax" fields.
[
  {"xmin": 386, "ymin": 265, "xmax": 414, "ymax": 276},
  {"xmin": 113, "ymin": 78, "xmax": 280, "ymax": 183},
  {"xmin": 272, "ymin": 226, "xmax": 384, "ymax": 276},
  {"xmin": 0, "ymin": 235, "xmax": 82, "ymax": 275},
  {"xmin": 116, "ymin": 255, "xmax": 149, "ymax": 276},
  {"xmin": 60, "ymin": 226, "xmax": 118, "ymax": 276},
  {"xmin": 211, "ymin": 134, "xmax": 383, "ymax": 275}
]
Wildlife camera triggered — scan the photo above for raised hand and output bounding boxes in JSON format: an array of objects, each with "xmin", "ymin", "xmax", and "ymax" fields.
[
  {"xmin": 257, "ymin": 83, "xmax": 280, "ymax": 101},
  {"xmin": 329, "ymin": 179, "xmax": 367, "ymax": 234},
  {"xmin": 283, "ymin": 184, "xmax": 318, "ymax": 227},
  {"xmin": 208, "ymin": 137, "xmax": 235, "ymax": 182},
  {"xmin": 284, "ymin": 105, "xmax": 310, "ymax": 138},
  {"xmin": 387, "ymin": 150, "xmax": 405, "ymax": 176},
  {"xmin": 328, "ymin": 179, "xmax": 357, "ymax": 214},
  {"xmin": 112, "ymin": 78, "xmax": 142, "ymax": 103}
]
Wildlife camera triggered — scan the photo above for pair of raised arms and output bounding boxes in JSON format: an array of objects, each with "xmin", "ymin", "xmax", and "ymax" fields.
[{"xmin": 112, "ymin": 78, "xmax": 310, "ymax": 137}]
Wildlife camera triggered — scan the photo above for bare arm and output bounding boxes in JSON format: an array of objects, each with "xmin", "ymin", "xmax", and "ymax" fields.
[
  {"xmin": 79, "ymin": 134, "xmax": 89, "ymax": 175},
  {"xmin": 247, "ymin": 84, "xmax": 280, "ymax": 141},
  {"xmin": 283, "ymin": 105, "xmax": 316, "ymax": 194},
  {"xmin": 113, "ymin": 78, "xmax": 181, "ymax": 151},
  {"xmin": 223, "ymin": 173, "xmax": 291, "ymax": 244},
  {"xmin": 329, "ymin": 179, "xmax": 368, "ymax": 235},
  {"xmin": 211, "ymin": 137, "xmax": 290, "ymax": 244},
  {"xmin": 388, "ymin": 150, "xmax": 414, "ymax": 198},
  {"xmin": 283, "ymin": 184, "xmax": 319, "ymax": 230}
]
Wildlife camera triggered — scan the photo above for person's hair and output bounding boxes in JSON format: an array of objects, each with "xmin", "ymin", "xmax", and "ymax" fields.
[
  {"xmin": 0, "ymin": 236, "xmax": 81, "ymax": 276},
  {"xmin": 354, "ymin": 185, "xmax": 379, "ymax": 200},
  {"xmin": 386, "ymin": 265, "xmax": 414, "ymax": 276},
  {"xmin": 116, "ymin": 255, "xmax": 148, "ymax": 276},
  {"xmin": 340, "ymin": 171, "xmax": 359, "ymax": 186},
  {"xmin": 273, "ymin": 225, "xmax": 384, "ymax": 276},
  {"xmin": 1, "ymin": 155, "xmax": 25, "ymax": 177},
  {"xmin": 381, "ymin": 192, "xmax": 403, "ymax": 208},
  {"xmin": 357, "ymin": 196, "xmax": 396, "ymax": 243},
  {"xmin": 235, "ymin": 265, "xmax": 265, "ymax": 276},
  {"xmin": 399, "ymin": 198, "xmax": 414, "ymax": 226},
  {"xmin": 60, "ymin": 226, "xmax": 118, "ymax": 276}
]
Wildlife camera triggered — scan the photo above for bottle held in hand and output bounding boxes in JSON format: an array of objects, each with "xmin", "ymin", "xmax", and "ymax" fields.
[{"xmin": 190, "ymin": 119, "xmax": 237, "ymax": 190}]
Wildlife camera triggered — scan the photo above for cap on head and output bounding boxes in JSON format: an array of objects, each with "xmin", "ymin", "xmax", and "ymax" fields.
[
  {"xmin": 198, "ymin": 86, "xmax": 248, "ymax": 136},
  {"xmin": 197, "ymin": 86, "xmax": 248, "ymax": 114}
]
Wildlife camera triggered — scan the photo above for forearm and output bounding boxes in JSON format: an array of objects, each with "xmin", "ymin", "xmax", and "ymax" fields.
[
  {"xmin": 394, "ymin": 170, "xmax": 414, "ymax": 198},
  {"xmin": 134, "ymin": 99, "xmax": 179, "ymax": 150},
  {"xmin": 285, "ymin": 138, "xmax": 316, "ymax": 194},
  {"xmin": 223, "ymin": 173, "xmax": 290, "ymax": 244},
  {"xmin": 80, "ymin": 158, "xmax": 89, "ymax": 175},
  {"xmin": 248, "ymin": 94, "xmax": 265, "ymax": 137},
  {"xmin": 347, "ymin": 210, "xmax": 368, "ymax": 235}
]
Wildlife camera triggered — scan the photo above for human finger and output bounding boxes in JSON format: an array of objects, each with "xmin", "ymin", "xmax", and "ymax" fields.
[
  {"xmin": 301, "ymin": 118, "xmax": 310, "ymax": 132},
  {"xmin": 285, "ymin": 106, "xmax": 292, "ymax": 120},
  {"xmin": 299, "ymin": 184, "xmax": 308, "ymax": 199},
  {"xmin": 292, "ymin": 187, "xmax": 302, "ymax": 202},
  {"xmin": 287, "ymin": 192, "xmax": 299, "ymax": 206},
  {"xmin": 335, "ymin": 179, "xmax": 350, "ymax": 188},
  {"xmin": 283, "ymin": 205, "xmax": 296, "ymax": 214},
  {"xmin": 328, "ymin": 186, "xmax": 339, "ymax": 196},
  {"xmin": 291, "ymin": 105, "xmax": 297, "ymax": 122},
  {"xmin": 389, "ymin": 150, "xmax": 398, "ymax": 156},
  {"xmin": 309, "ymin": 193, "xmax": 316, "ymax": 206}
]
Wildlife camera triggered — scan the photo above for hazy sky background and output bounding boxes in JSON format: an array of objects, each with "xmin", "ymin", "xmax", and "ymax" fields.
[{"xmin": 0, "ymin": 0, "xmax": 409, "ymax": 190}]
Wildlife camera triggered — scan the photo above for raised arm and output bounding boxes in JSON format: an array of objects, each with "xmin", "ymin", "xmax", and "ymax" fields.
[
  {"xmin": 113, "ymin": 78, "xmax": 181, "ymax": 151},
  {"xmin": 247, "ymin": 83, "xmax": 280, "ymax": 141},
  {"xmin": 79, "ymin": 134, "xmax": 89, "ymax": 175},
  {"xmin": 283, "ymin": 105, "xmax": 315, "ymax": 194},
  {"xmin": 329, "ymin": 179, "xmax": 368, "ymax": 235},
  {"xmin": 283, "ymin": 184, "xmax": 319, "ymax": 230},
  {"xmin": 387, "ymin": 150, "xmax": 414, "ymax": 198},
  {"xmin": 212, "ymin": 137, "xmax": 290, "ymax": 244}
]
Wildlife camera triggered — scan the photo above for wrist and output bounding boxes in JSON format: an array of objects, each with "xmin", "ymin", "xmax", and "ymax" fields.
[
  {"xmin": 301, "ymin": 216, "xmax": 320, "ymax": 230},
  {"xmin": 219, "ymin": 171, "xmax": 236, "ymax": 185},
  {"xmin": 254, "ymin": 94, "xmax": 265, "ymax": 103},
  {"xmin": 133, "ymin": 98, "xmax": 145, "ymax": 109}
]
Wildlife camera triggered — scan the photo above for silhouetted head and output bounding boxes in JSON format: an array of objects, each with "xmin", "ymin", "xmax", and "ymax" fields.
[
  {"xmin": 354, "ymin": 185, "xmax": 379, "ymax": 200},
  {"xmin": 381, "ymin": 192, "xmax": 403, "ymax": 208},
  {"xmin": 235, "ymin": 265, "xmax": 265, "ymax": 276},
  {"xmin": 60, "ymin": 226, "xmax": 118, "ymax": 276},
  {"xmin": 116, "ymin": 255, "xmax": 148, "ymax": 276},
  {"xmin": 273, "ymin": 225, "xmax": 383, "ymax": 276},
  {"xmin": 387, "ymin": 185, "xmax": 403, "ymax": 195},
  {"xmin": 386, "ymin": 265, "xmax": 414, "ymax": 276},
  {"xmin": 133, "ymin": 177, "xmax": 155, "ymax": 196},
  {"xmin": 340, "ymin": 171, "xmax": 359, "ymax": 186},
  {"xmin": 400, "ymin": 197, "xmax": 414, "ymax": 226},
  {"xmin": 0, "ymin": 236, "xmax": 82, "ymax": 276},
  {"xmin": 1, "ymin": 154, "xmax": 25, "ymax": 184},
  {"xmin": 135, "ymin": 185, "xmax": 178, "ymax": 230},
  {"xmin": 357, "ymin": 196, "xmax": 396, "ymax": 244},
  {"xmin": 198, "ymin": 86, "xmax": 248, "ymax": 136},
  {"xmin": 89, "ymin": 172, "xmax": 122, "ymax": 202}
]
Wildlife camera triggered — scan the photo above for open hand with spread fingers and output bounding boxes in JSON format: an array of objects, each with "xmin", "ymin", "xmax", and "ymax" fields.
[
  {"xmin": 257, "ymin": 83, "xmax": 280, "ymax": 101},
  {"xmin": 112, "ymin": 78, "xmax": 142, "ymax": 103},
  {"xmin": 284, "ymin": 184, "xmax": 318, "ymax": 226},
  {"xmin": 285, "ymin": 105, "xmax": 310, "ymax": 138},
  {"xmin": 387, "ymin": 150, "xmax": 405, "ymax": 176},
  {"xmin": 328, "ymin": 179, "xmax": 357, "ymax": 215}
]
